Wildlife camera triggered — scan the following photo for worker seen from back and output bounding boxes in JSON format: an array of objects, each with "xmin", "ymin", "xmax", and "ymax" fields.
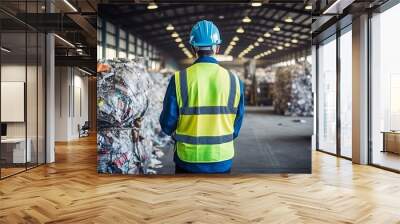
[{"xmin": 160, "ymin": 20, "xmax": 245, "ymax": 173}]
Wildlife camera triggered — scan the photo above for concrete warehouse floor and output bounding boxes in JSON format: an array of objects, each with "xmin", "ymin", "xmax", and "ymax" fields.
[{"xmin": 158, "ymin": 106, "xmax": 313, "ymax": 174}]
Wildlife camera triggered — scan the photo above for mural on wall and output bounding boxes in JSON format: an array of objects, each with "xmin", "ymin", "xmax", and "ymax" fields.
[
  {"xmin": 97, "ymin": 58, "xmax": 172, "ymax": 174},
  {"xmin": 97, "ymin": 2, "xmax": 314, "ymax": 175}
]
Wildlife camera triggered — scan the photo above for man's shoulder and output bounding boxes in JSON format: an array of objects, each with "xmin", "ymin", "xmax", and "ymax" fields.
[
  {"xmin": 222, "ymin": 67, "xmax": 241, "ymax": 81},
  {"xmin": 173, "ymin": 66, "xmax": 191, "ymax": 75}
]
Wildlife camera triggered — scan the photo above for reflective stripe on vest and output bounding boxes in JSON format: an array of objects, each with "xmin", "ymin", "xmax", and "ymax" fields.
[{"xmin": 174, "ymin": 63, "xmax": 240, "ymax": 163}]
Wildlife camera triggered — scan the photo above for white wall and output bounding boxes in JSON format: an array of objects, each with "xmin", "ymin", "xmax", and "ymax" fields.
[
  {"xmin": 1, "ymin": 65, "xmax": 42, "ymax": 137},
  {"xmin": 1, "ymin": 65, "xmax": 27, "ymax": 139},
  {"xmin": 54, "ymin": 67, "xmax": 89, "ymax": 141},
  {"xmin": 55, "ymin": 66, "xmax": 69, "ymax": 141},
  {"xmin": 1, "ymin": 63, "xmax": 46, "ymax": 164},
  {"xmin": 72, "ymin": 72, "xmax": 89, "ymax": 138}
]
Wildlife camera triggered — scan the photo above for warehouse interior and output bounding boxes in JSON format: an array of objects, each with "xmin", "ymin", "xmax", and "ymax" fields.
[
  {"xmin": 96, "ymin": 3, "xmax": 313, "ymax": 174},
  {"xmin": 0, "ymin": 0, "xmax": 400, "ymax": 222}
]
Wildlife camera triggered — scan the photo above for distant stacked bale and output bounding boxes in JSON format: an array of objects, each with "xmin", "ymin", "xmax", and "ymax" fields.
[{"xmin": 273, "ymin": 62, "xmax": 313, "ymax": 116}]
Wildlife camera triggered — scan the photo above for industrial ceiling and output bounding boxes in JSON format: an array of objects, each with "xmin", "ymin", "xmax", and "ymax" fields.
[
  {"xmin": 1, "ymin": 0, "xmax": 385, "ymax": 67},
  {"xmin": 99, "ymin": 1, "xmax": 313, "ymax": 60}
]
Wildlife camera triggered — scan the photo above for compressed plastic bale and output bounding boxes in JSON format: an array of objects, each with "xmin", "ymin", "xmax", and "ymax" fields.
[
  {"xmin": 256, "ymin": 67, "xmax": 276, "ymax": 83},
  {"xmin": 97, "ymin": 58, "xmax": 173, "ymax": 175},
  {"xmin": 97, "ymin": 58, "xmax": 151, "ymax": 129},
  {"xmin": 97, "ymin": 129, "xmax": 138, "ymax": 174},
  {"xmin": 272, "ymin": 62, "xmax": 313, "ymax": 117},
  {"xmin": 141, "ymin": 71, "xmax": 173, "ymax": 148}
]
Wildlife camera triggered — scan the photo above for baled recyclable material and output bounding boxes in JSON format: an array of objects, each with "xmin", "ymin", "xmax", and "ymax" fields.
[
  {"xmin": 97, "ymin": 58, "xmax": 172, "ymax": 174},
  {"xmin": 273, "ymin": 62, "xmax": 313, "ymax": 117}
]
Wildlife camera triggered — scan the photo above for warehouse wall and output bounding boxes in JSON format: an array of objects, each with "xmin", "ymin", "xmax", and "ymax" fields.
[
  {"xmin": 97, "ymin": 17, "xmax": 163, "ymax": 71},
  {"xmin": 54, "ymin": 67, "xmax": 89, "ymax": 141}
]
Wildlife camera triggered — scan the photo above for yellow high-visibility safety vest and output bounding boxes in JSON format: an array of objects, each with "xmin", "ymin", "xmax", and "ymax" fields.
[{"xmin": 174, "ymin": 63, "xmax": 240, "ymax": 163}]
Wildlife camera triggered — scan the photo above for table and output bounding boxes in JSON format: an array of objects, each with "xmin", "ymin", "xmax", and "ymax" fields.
[
  {"xmin": 382, "ymin": 131, "xmax": 400, "ymax": 154},
  {"xmin": 1, "ymin": 138, "xmax": 31, "ymax": 163}
]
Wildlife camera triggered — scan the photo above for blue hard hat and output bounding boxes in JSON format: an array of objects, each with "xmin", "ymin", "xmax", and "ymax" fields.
[{"xmin": 189, "ymin": 20, "xmax": 221, "ymax": 47}]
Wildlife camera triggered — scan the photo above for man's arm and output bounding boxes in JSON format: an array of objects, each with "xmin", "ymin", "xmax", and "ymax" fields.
[
  {"xmin": 233, "ymin": 80, "xmax": 245, "ymax": 139},
  {"xmin": 159, "ymin": 76, "xmax": 179, "ymax": 136}
]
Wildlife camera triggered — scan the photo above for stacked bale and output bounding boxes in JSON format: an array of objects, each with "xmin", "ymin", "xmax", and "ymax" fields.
[
  {"xmin": 97, "ymin": 58, "xmax": 172, "ymax": 174},
  {"xmin": 273, "ymin": 62, "xmax": 313, "ymax": 116}
]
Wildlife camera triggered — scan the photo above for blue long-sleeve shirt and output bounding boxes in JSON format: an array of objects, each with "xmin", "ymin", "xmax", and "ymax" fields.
[{"xmin": 159, "ymin": 56, "xmax": 245, "ymax": 173}]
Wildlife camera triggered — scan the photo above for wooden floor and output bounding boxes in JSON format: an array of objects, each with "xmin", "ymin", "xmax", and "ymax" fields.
[
  {"xmin": 1, "ymin": 167, "xmax": 26, "ymax": 178},
  {"xmin": 1, "ymin": 136, "xmax": 400, "ymax": 223}
]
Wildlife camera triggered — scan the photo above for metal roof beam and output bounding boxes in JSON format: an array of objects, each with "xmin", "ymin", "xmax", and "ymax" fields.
[
  {"xmin": 102, "ymin": 4, "xmax": 309, "ymax": 29},
  {"xmin": 139, "ymin": 22, "xmax": 310, "ymax": 43},
  {"xmin": 131, "ymin": 14, "xmax": 310, "ymax": 34},
  {"xmin": 146, "ymin": 34, "xmax": 308, "ymax": 49},
  {"xmin": 100, "ymin": 3, "xmax": 308, "ymax": 20}
]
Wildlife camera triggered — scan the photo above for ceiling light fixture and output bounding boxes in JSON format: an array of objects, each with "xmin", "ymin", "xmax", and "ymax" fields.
[
  {"xmin": 277, "ymin": 46, "xmax": 283, "ymax": 50},
  {"xmin": 305, "ymin": 4, "xmax": 313, "ymax": 10},
  {"xmin": 284, "ymin": 43, "xmax": 291, "ymax": 47},
  {"xmin": 233, "ymin": 36, "xmax": 239, "ymax": 41},
  {"xmin": 175, "ymin": 38, "xmax": 182, "ymax": 42},
  {"xmin": 179, "ymin": 43, "xmax": 184, "ymax": 48},
  {"xmin": 1, "ymin": 47, "xmax": 11, "ymax": 53},
  {"xmin": 78, "ymin": 67, "xmax": 93, "ymax": 76},
  {"xmin": 291, "ymin": 39, "xmax": 298, "ymax": 43},
  {"xmin": 264, "ymin": 32, "xmax": 271, "ymax": 37},
  {"xmin": 254, "ymin": 42, "xmax": 259, "ymax": 46},
  {"xmin": 251, "ymin": 2, "xmax": 262, "ymax": 7},
  {"xmin": 257, "ymin": 37, "xmax": 264, "ymax": 42},
  {"xmin": 63, "ymin": 0, "xmax": 78, "ymax": 12},
  {"xmin": 147, "ymin": 2, "xmax": 158, "ymax": 10},
  {"xmin": 323, "ymin": 0, "xmax": 344, "ymax": 14},
  {"xmin": 242, "ymin": 16, "xmax": 251, "ymax": 23},
  {"xmin": 54, "ymin": 34, "xmax": 75, "ymax": 48},
  {"xmin": 230, "ymin": 41, "xmax": 236, "ymax": 46},
  {"xmin": 236, "ymin": 27, "xmax": 245, "ymax": 33},
  {"xmin": 285, "ymin": 17, "xmax": 293, "ymax": 23},
  {"xmin": 214, "ymin": 54, "xmax": 233, "ymax": 62},
  {"xmin": 171, "ymin": 32, "xmax": 179, "ymax": 38},
  {"xmin": 273, "ymin": 26, "xmax": 281, "ymax": 32},
  {"xmin": 166, "ymin": 24, "xmax": 174, "ymax": 31}
]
